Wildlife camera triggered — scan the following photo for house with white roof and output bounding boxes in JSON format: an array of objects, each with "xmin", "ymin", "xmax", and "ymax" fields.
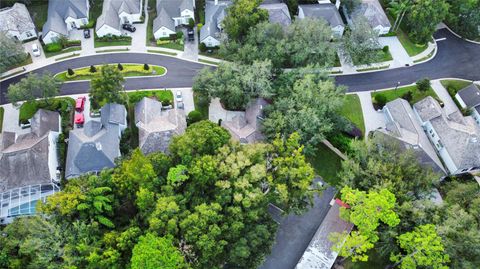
[
  {"xmin": 96, "ymin": 0, "xmax": 143, "ymax": 37},
  {"xmin": 298, "ymin": 1, "xmax": 345, "ymax": 37},
  {"xmin": 350, "ymin": 0, "xmax": 391, "ymax": 35},
  {"xmin": 0, "ymin": 3, "xmax": 37, "ymax": 41},
  {"xmin": 153, "ymin": 0, "xmax": 195, "ymax": 39},
  {"xmin": 42, "ymin": 0, "xmax": 90, "ymax": 44},
  {"xmin": 199, "ymin": 0, "xmax": 231, "ymax": 47}
]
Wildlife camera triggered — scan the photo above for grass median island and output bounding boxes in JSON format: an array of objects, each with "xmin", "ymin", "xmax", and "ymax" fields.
[
  {"xmin": 371, "ymin": 84, "xmax": 438, "ymax": 108},
  {"xmin": 55, "ymin": 64, "xmax": 166, "ymax": 81},
  {"xmin": 340, "ymin": 94, "xmax": 365, "ymax": 136}
]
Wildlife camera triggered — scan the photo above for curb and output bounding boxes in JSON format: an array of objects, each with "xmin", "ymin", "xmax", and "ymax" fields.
[{"xmin": 442, "ymin": 24, "xmax": 480, "ymax": 45}]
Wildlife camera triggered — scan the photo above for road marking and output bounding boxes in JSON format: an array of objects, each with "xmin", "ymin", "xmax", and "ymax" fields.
[{"xmin": 435, "ymin": 38, "xmax": 447, "ymax": 41}]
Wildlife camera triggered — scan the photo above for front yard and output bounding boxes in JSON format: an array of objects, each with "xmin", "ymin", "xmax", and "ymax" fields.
[
  {"xmin": 353, "ymin": 48, "xmax": 393, "ymax": 66},
  {"xmin": 45, "ymin": 47, "xmax": 82, "ymax": 58},
  {"xmin": 54, "ymin": 64, "xmax": 166, "ymax": 81},
  {"xmin": 308, "ymin": 143, "xmax": 343, "ymax": 187},
  {"xmin": 340, "ymin": 94, "xmax": 365, "ymax": 136},
  {"xmin": 440, "ymin": 79, "xmax": 473, "ymax": 97},
  {"xmin": 94, "ymin": 34, "xmax": 132, "ymax": 48},
  {"xmin": 371, "ymin": 84, "xmax": 439, "ymax": 108}
]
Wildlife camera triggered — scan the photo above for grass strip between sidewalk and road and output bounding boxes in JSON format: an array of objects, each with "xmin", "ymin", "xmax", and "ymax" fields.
[
  {"xmin": 96, "ymin": 48, "xmax": 130, "ymax": 53},
  {"xmin": 199, "ymin": 59, "xmax": 219, "ymax": 65},
  {"xmin": 54, "ymin": 64, "xmax": 166, "ymax": 81},
  {"xmin": 147, "ymin": 49, "xmax": 177, "ymax": 56},
  {"xmin": 55, "ymin": 53, "xmax": 80, "ymax": 61}
]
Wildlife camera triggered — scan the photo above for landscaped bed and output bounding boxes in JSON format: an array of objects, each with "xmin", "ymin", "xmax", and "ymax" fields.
[
  {"xmin": 371, "ymin": 84, "xmax": 439, "ymax": 109},
  {"xmin": 94, "ymin": 34, "xmax": 132, "ymax": 48},
  {"xmin": 193, "ymin": 93, "xmax": 209, "ymax": 120},
  {"xmin": 19, "ymin": 98, "xmax": 76, "ymax": 132},
  {"xmin": 54, "ymin": 64, "xmax": 166, "ymax": 81},
  {"xmin": 308, "ymin": 143, "xmax": 343, "ymax": 187},
  {"xmin": 340, "ymin": 94, "xmax": 365, "ymax": 136},
  {"xmin": 45, "ymin": 46, "xmax": 82, "ymax": 58}
]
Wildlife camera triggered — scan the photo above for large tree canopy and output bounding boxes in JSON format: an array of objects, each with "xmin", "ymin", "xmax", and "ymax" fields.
[
  {"xmin": 404, "ymin": 0, "xmax": 449, "ymax": 44},
  {"xmin": 90, "ymin": 65, "xmax": 126, "ymax": 108},
  {"xmin": 7, "ymin": 72, "xmax": 60, "ymax": 105},
  {"xmin": 222, "ymin": 0, "xmax": 268, "ymax": 41},
  {"xmin": 342, "ymin": 16, "xmax": 382, "ymax": 65},
  {"xmin": 0, "ymin": 32, "xmax": 28, "ymax": 73},
  {"xmin": 445, "ymin": 0, "xmax": 480, "ymax": 39}
]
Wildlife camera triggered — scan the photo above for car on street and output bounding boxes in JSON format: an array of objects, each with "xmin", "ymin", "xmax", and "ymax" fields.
[
  {"xmin": 187, "ymin": 28, "xmax": 194, "ymax": 41},
  {"xmin": 75, "ymin": 96, "xmax": 86, "ymax": 112},
  {"xmin": 83, "ymin": 29, "xmax": 90, "ymax": 38},
  {"xmin": 31, "ymin": 44, "xmax": 41, "ymax": 57},
  {"xmin": 122, "ymin": 23, "xmax": 136, "ymax": 32},
  {"xmin": 74, "ymin": 113, "xmax": 85, "ymax": 127},
  {"xmin": 176, "ymin": 91, "xmax": 183, "ymax": 102}
]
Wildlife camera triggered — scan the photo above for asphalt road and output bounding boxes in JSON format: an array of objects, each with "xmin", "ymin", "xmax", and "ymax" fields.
[{"xmin": 1, "ymin": 29, "xmax": 479, "ymax": 105}]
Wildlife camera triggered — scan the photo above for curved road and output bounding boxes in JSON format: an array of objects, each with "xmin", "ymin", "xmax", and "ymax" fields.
[{"xmin": 1, "ymin": 29, "xmax": 479, "ymax": 105}]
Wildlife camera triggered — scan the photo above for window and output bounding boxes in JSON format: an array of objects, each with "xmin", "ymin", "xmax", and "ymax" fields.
[
  {"xmin": 431, "ymin": 133, "xmax": 435, "ymax": 138},
  {"xmin": 163, "ymin": 32, "xmax": 166, "ymax": 36}
]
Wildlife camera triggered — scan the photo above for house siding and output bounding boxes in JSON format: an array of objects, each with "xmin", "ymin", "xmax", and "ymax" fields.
[{"xmin": 154, "ymin": 26, "xmax": 176, "ymax": 39}]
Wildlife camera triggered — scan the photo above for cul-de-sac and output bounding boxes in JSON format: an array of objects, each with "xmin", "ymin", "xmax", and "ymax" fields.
[{"xmin": 0, "ymin": 0, "xmax": 479, "ymax": 268}]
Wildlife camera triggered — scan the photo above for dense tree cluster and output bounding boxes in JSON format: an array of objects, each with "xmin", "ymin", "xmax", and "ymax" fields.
[
  {"xmin": 341, "ymin": 17, "xmax": 382, "ymax": 65},
  {"xmin": 402, "ymin": 0, "xmax": 450, "ymax": 44},
  {"xmin": 7, "ymin": 72, "xmax": 60, "ymax": 106},
  {"xmin": 222, "ymin": 0, "xmax": 268, "ymax": 42},
  {"xmin": 445, "ymin": 0, "xmax": 480, "ymax": 40},
  {"xmin": 0, "ymin": 121, "xmax": 317, "ymax": 269},
  {"xmin": 0, "ymin": 32, "xmax": 29, "ymax": 74}
]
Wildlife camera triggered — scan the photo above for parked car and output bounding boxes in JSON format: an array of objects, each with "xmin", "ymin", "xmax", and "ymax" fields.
[
  {"xmin": 31, "ymin": 44, "xmax": 41, "ymax": 57},
  {"xmin": 187, "ymin": 28, "xmax": 194, "ymax": 41},
  {"xmin": 83, "ymin": 29, "xmax": 90, "ymax": 38},
  {"xmin": 122, "ymin": 23, "xmax": 136, "ymax": 32},
  {"xmin": 75, "ymin": 96, "xmax": 86, "ymax": 112},
  {"xmin": 176, "ymin": 91, "xmax": 183, "ymax": 102},
  {"xmin": 20, "ymin": 120, "xmax": 31, "ymax": 129},
  {"xmin": 177, "ymin": 101, "xmax": 184, "ymax": 109},
  {"xmin": 74, "ymin": 113, "xmax": 85, "ymax": 127}
]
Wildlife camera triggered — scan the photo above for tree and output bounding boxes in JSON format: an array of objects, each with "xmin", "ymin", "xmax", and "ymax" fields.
[
  {"xmin": 223, "ymin": 0, "xmax": 268, "ymax": 41},
  {"xmin": 90, "ymin": 64, "xmax": 125, "ymax": 107},
  {"xmin": 90, "ymin": 65, "xmax": 97, "ymax": 73},
  {"xmin": 7, "ymin": 72, "xmax": 59, "ymax": 105},
  {"xmin": 342, "ymin": 17, "xmax": 382, "ymax": 65},
  {"xmin": 131, "ymin": 233, "xmax": 189, "ymax": 269},
  {"xmin": 143, "ymin": 63, "xmax": 150, "ymax": 70},
  {"xmin": 390, "ymin": 224, "xmax": 449, "ymax": 269},
  {"xmin": 193, "ymin": 60, "xmax": 273, "ymax": 110},
  {"xmin": 388, "ymin": 0, "xmax": 412, "ymax": 32},
  {"xmin": 445, "ymin": 0, "xmax": 480, "ymax": 39},
  {"xmin": 0, "ymin": 31, "xmax": 28, "ymax": 73},
  {"xmin": 188, "ymin": 17, "xmax": 195, "ymax": 28},
  {"xmin": 117, "ymin": 63, "xmax": 123, "ymax": 71},
  {"xmin": 187, "ymin": 110, "xmax": 203, "ymax": 125},
  {"xmin": 404, "ymin": 0, "xmax": 449, "ymax": 44},
  {"xmin": 416, "ymin": 78, "xmax": 430, "ymax": 92},
  {"xmin": 68, "ymin": 68, "xmax": 75, "ymax": 76}
]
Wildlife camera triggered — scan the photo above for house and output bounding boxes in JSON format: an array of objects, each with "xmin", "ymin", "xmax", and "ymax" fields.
[
  {"xmin": 298, "ymin": 2, "xmax": 345, "ymax": 37},
  {"xmin": 42, "ymin": 0, "xmax": 90, "ymax": 44},
  {"xmin": 153, "ymin": 0, "xmax": 195, "ymax": 39},
  {"xmin": 0, "ymin": 109, "xmax": 61, "ymax": 224},
  {"xmin": 413, "ymin": 96, "xmax": 480, "ymax": 175},
  {"xmin": 0, "ymin": 3, "xmax": 37, "ymax": 41},
  {"xmin": 350, "ymin": 0, "xmax": 391, "ymax": 35},
  {"xmin": 455, "ymin": 84, "xmax": 480, "ymax": 126},
  {"xmin": 96, "ymin": 0, "xmax": 142, "ymax": 37},
  {"xmin": 259, "ymin": 0, "xmax": 291, "ymax": 27},
  {"xmin": 295, "ymin": 199, "xmax": 354, "ymax": 269},
  {"xmin": 65, "ymin": 103, "xmax": 126, "ymax": 179},
  {"xmin": 200, "ymin": 0, "xmax": 231, "ymax": 47},
  {"xmin": 209, "ymin": 98, "xmax": 267, "ymax": 144},
  {"xmin": 375, "ymin": 98, "xmax": 446, "ymax": 174},
  {"xmin": 134, "ymin": 97, "xmax": 186, "ymax": 154}
]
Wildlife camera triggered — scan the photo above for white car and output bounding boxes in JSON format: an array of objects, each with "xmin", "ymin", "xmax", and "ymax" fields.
[
  {"xmin": 176, "ymin": 91, "xmax": 183, "ymax": 102},
  {"xmin": 31, "ymin": 44, "xmax": 41, "ymax": 57}
]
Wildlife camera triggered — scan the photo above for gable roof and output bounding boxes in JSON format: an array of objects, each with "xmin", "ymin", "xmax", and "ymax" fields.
[
  {"xmin": 298, "ymin": 4, "xmax": 344, "ymax": 27},
  {"xmin": 154, "ymin": 0, "xmax": 194, "ymax": 32},
  {"xmin": 222, "ymin": 98, "xmax": 267, "ymax": 143},
  {"xmin": 352, "ymin": 0, "xmax": 391, "ymax": 29},
  {"xmin": 200, "ymin": 0, "xmax": 231, "ymax": 42},
  {"xmin": 31, "ymin": 109, "xmax": 60, "ymax": 137},
  {"xmin": 96, "ymin": 0, "xmax": 141, "ymax": 31},
  {"xmin": 0, "ymin": 3, "xmax": 36, "ymax": 34},
  {"xmin": 259, "ymin": 3, "xmax": 292, "ymax": 27},
  {"xmin": 457, "ymin": 84, "xmax": 480, "ymax": 109},
  {"xmin": 101, "ymin": 103, "xmax": 127, "ymax": 126},
  {"xmin": 42, "ymin": 0, "xmax": 88, "ymax": 37}
]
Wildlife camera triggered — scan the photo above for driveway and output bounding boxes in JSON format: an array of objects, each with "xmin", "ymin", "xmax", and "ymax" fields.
[
  {"xmin": 174, "ymin": 88, "xmax": 194, "ymax": 114},
  {"xmin": 430, "ymin": 79, "xmax": 460, "ymax": 115},
  {"xmin": 379, "ymin": 36, "xmax": 413, "ymax": 67},
  {"xmin": 23, "ymin": 39, "xmax": 46, "ymax": 64},
  {"xmin": 180, "ymin": 27, "xmax": 198, "ymax": 61},
  {"xmin": 356, "ymin": 92, "xmax": 386, "ymax": 136},
  {"xmin": 0, "ymin": 103, "xmax": 31, "ymax": 135}
]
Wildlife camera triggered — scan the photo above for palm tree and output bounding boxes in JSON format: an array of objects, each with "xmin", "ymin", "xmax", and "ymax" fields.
[{"xmin": 388, "ymin": 0, "xmax": 411, "ymax": 32}]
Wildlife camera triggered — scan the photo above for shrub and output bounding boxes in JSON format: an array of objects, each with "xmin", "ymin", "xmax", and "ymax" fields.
[
  {"xmin": 117, "ymin": 63, "xmax": 123, "ymax": 71},
  {"xmin": 67, "ymin": 68, "xmax": 75, "ymax": 76},
  {"xmin": 45, "ymin": 43, "xmax": 62, "ymax": 52},
  {"xmin": 90, "ymin": 65, "xmax": 97, "ymax": 73},
  {"xmin": 416, "ymin": 78, "xmax": 431, "ymax": 92},
  {"xmin": 402, "ymin": 91, "xmax": 413, "ymax": 102},
  {"xmin": 199, "ymin": 42, "xmax": 207, "ymax": 52},
  {"xmin": 197, "ymin": 23, "xmax": 203, "ymax": 32},
  {"xmin": 328, "ymin": 133, "xmax": 353, "ymax": 153},
  {"xmin": 187, "ymin": 110, "xmax": 203, "ymax": 125},
  {"xmin": 374, "ymin": 94, "xmax": 387, "ymax": 107},
  {"xmin": 188, "ymin": 18, "xmax": 195, "ymax": 28},
  {"xmin": 57, "ymin": 133, "xmax": 66, "ymax": 168},
  {"xmin": 176, "ymin": 31, "xmax": 184, "ymax": 39},
  {"xmin": 157, "ymin": 39, "xmax": 171, "ymax": 45},
  {"xmin": 144, "ymin": 63, "xmax": 150, "ymax": 70},
  {"xmin": 382, "ymin": 46, "xmax": 389, "ymax": 53}
]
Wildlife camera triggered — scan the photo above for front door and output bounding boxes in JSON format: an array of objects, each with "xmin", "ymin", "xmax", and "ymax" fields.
[{"xmin": 71, "ymin": 21, "xmax": 77, "ymax": 29}]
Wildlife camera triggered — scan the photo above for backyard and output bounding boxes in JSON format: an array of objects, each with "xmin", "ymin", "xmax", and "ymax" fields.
[
  {"xmin": 193, "ymin": 93, "xmax": 209, "ymax": 120},
  {"xmin": 340, "ymin": 94, "xmax": 365, "ymax": 136},
  {"xmin": 54, "ymin": 64, "xmax": 166, "ymax": 81},
  {"xmin": 371, "ymin": 84, "xmax": 439, "ymax": 108},
  {"xmin": 308, "ymin": 143, "xmax": 343, "ymax": 187}
]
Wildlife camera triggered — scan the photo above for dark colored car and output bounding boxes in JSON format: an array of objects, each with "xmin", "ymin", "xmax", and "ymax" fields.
[
  {"xmin": 187, "ymin": 28, "xmax": 194, "ymax": 41},
  {"xmin": 83, "ymin": 29, "xmax": 90, "ymax": 38},
  {"xmin": 122, "ymin": 23, "xmax": 136, "ymax": 32}
]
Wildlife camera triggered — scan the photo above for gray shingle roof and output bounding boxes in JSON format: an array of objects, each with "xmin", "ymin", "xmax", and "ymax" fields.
[
  {"xmin": 352, "ymin": 0, "xmax": 391, "ymax": 28},
  {"xmin": 298, "ymin": 4, "xmax": 344, "ymax": 27},
  {"xmin": 42, "ymin": 0, "xmax": 88, "ymax": 38},
  {"xmin": 457, "ymin": 84, "xmax": 480, "ymax": 108},
  {"xmin": 259, "ymin": 3, "xmax": 292, "ymax": 27},
  {"xmin": 0, "ymin": 3, "xmax": 36, "ymax": 34},
  {"xmin": 31, "ymin": 109, "xmax": 60, "ymax": 137},
  {"xmin": 153, "ymin": 7, "xmax": 176, "ymax": 33},
  {"xmin": 200, "ymin": 1, "xmax": 231, "ymax": 42},
  {"xmin": 96, "ymin": 0, "xmax": 141, "ymax": 31},
  {"xmin": 101, "ymin": 103, "xmax": 127, "ymax": 126},
  {"xmin": 154, "ymin": 0, "xmax": 193, "ymax": 33}
]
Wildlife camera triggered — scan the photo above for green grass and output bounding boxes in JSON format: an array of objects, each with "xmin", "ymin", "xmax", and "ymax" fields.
[
  {"xmin": 96, "ymin": 48, "xmax": 130, "ymax": 53},
  {"xmin": 199, "ymin": 59, "xmax": 219, "ymax": 65},
  {"xmin": 340, "ymin": 94, "xmax": 365, "ymax": 136},
  {"xmin": 356, "ymin": 65, "xmax": 390, "ymax": 72},
  {"xmin": 94, "ymin": 34, "xmax": 132, "ymax": 48},
  {"xmin": 353, "ymin": 49, "xmax": 393, "ymax": 66},
  {"xmin": 308, "ymin": 143, "xmax": 343, "ymax": 186},
  {"xmin": 146, "ymin": 0, "xmax": 157, "ymax": 46},
  {"xmin": 127, "ymin": 89, "xmax": 174, "ymax": 106},
  {"xmin": 193, "ymin": 93, "xmax": 209, "ymax": 120},
  {"xmin": 55, "ymin": 53, "xmax": 80, "ymax": 61},
  {"xmin": 440, "ymin": 79, "xmax": 472, "ymax": 97},
  {"xmin": 45, "ymin": 47, "xmax": 82, "ymax": 58},
  {"xmin": 413, "ymin": 48, "xmax": 435, "ymax": 63},
  {"xmin": 55, "ymin": 64, "xmax": 166, "ymax": 81},
  {"xmin": 0, "ymin": 107, "xmax": 4, "ymax": 133},
  {"xmin": 372, "ymin": 85, "xmax": 439, "ymax": 106},
  {"xmin": 85, "ymin": 0, "xmax": 104, "ymax": 28},
  {"xmin": 157, "ymin": 41, "xmax": 184, "ymax": 51},
  {"xmin": 26, "ymin": 2, "xmax": 48, "ymax": 30},
  {"xmin": 199, "ymin": 49, "xmax": 224, "ymax": 60},
  {"xmin": 397, "ymin": 29, "xmax": 428, "ymax": 57},
  {"xmin": 147, "ymin": 49, "xmax": 177, "ymax": 56}
]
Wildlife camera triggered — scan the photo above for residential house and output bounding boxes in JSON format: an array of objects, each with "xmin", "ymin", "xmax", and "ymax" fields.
[
  {"xmin": 153, "ymin": 0, "xmax": 195, "ymax": 39},
  {"xmin": 259, "ymin": 0, "xmax": 292, "ymax": 27},
  {"xmin": 0, "ymin": 109, "xmax": 61, "ymax": 224},
  {"xmin": 0, "ymin": 3, "xmax": 37, "ymax": 41},
  {"xmin": 295, "ymin": 199, "xmax": 354, "ymax": 269},
  {"xmin": 350, "ymin": 0, "xmax": 391, "ymax": 35},
  {"xmin": 413, "ymin": 96, "xmax": 480, "ymax": 175},
  {"xmin": 65, "ymin": 103, "xmax": 127, "ymax": 179},
  {"xmin": 42, "ymin": 0, "xmax": 90, "ymax": 44},
  {"xmin": 298, "ymin": 2, "xmax": 345, "ymax": 37},
  {"xmin": 200, "ymin": 0, "xmax": 231, "ymax": 47},
  {"xmin": 96, "ymin": 0, "xmax": 143, "ymax": 37},
  {"xmin": 134, "ymin": 97, "xmax": 186, "ymax": 154},
  {"xmin": 455, "ymin": 84, "xmax": 480, "ymax": 126},
  {"xmin": 375, "ymin": 98, "xmax": 447, "ymax": 175}
]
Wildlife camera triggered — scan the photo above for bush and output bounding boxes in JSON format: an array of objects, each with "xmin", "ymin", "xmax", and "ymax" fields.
[
  {"xmin": 176, "ymin": 31, "xmax": 184, "ymax": 39},
  {"xmin": 416, "ymin": 78, "xmax": 431, "ymax": 92},
  {"xmin": 117, "ymin": 63, "xmax": 124, "ymax": 71},
  {"xmin": 67, "ymin": 68, "xmax": 75, "ymax": 76},
  {"xmin": 157, "ymin": 39, "xmax": 171, "ymax": 45},
  {"xmin": 328, "ymin": 133, "xmax": 353, "ymax": 153},
  {"xmin": 374, "ymin": 94, "xmax": 387, "ymax": 107},
  {"xmin": 45, "ymin": 43, "xmax": 62, "ymax": 52},
  {"xmin": 382, "ymin": 46, "xmax": 389, "ymax": 53},
  {"xmin": 187, "ymin": 110, "xmax": 203, "ymax": 125},
  {"xmin": 188, "ymin": 18, "xmax": 195, "ymax": 28},
  {"xmin": 197, "ymin": 23, "xmax": 203, "ymax": 32},
  {"xmin": 402, "ymin": 91, "xmax": 413, "ymax": 102},
  {"xmin": 144, "ymin": 63, "xmax": 150, "ymax": 70},
  {"xmin": 90, "ymin": 65, "xmax": 97, "ymax": 73},
  {"xmin": 57, "ymin": 133, "xmax": 66, "ymax": 168},
  {"xmin": 199, "ymin": 42, "xmax": 207, "ymax": 52}
]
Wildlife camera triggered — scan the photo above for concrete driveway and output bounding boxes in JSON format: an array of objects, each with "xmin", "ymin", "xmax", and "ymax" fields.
[
  {"xmin": 379, "ymin": 36, "xmax": 413, "ymax": 67},
  {"xmin": 69, "ymin": 29, "xmax": 94, "ymax": 54},
  {"xmin": 180, "ymin": 27, "xmax": 198, "ymax": 61},
  {"xmin": 23, "ymin": 39, "xmax": 45, "ymax": 64},
  {"xmin": 356, "ymin": 92, "xmax": 386, "ymax": 137},
  {"xmin": 174, "ymin": 88, "xmax": 194, "ymax": 114}
]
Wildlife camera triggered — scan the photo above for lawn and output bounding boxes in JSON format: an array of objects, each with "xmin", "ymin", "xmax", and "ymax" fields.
[
  {"xmin": 371, "ymin": 84, "xmax": 439, "ymax": 107},
  {"xmin": 19, "ymin": 98, "xmax": 76, "ymax": 132},
  {"xmin": 84, "ymin": 0, "xmax": 104, "ymax": 28},
  {"xmin": 193, "ymin": 93, "xmax": 209, "ymax": 120},
  {"xmin": 45, "ymin": 47, "xmax": 82, "ymax": 58},
  {"xmin": 157, "ymin": 41, "xmax": 185, "ymax": 51},
  {"xmin": 54, "ymin": 64, "xmax": 166, "ymax": 81},
  {"xmin": 396, "ymin": 27, "xmax": 428, "ymax": 57},
  {"xmin": 340, "ymin": 94, "xmax": 365, "ymax": 136},
  {"xmin": 440, "ymin": 79, "xmax": 472, "ymax": 97},
  {"xmin": 353, "ymin": 49, "xmax": 393, "ymax": 66},
  {"xmin": 26, "ymin": 2, "xmax": 48, "ymax": 30},
  {"xmin": 94, "ymin": 33, "xmax": 132, "ymax": 48},
  {"xmin": 308, "ymin": 143, "xmax": 343, "ymax": 187},
  {"xmin": 0, "ymin": 107, "xmax": 4, "ymax": 133},
  {"xmin": 127, "ymin": 89, "xmax": 174, "ymax": 106}
]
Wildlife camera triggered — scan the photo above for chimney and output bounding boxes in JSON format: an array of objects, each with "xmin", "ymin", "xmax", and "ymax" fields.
[{"xmin": 335, "ymin": 0, "xmax": 341, "ymax": 9}]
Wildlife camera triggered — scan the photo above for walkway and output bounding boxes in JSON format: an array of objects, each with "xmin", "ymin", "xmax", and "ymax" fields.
[
  {"xmin": 430, "ymin": 79, "xmax": 460, "ymax": 115},
  {"xmin": 379, "ymin": 36, "xmax": 413, "ymax": 67},
  {"xmin": 356, "ymin": 92, "xmax": 386, "ymax": 137}
]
